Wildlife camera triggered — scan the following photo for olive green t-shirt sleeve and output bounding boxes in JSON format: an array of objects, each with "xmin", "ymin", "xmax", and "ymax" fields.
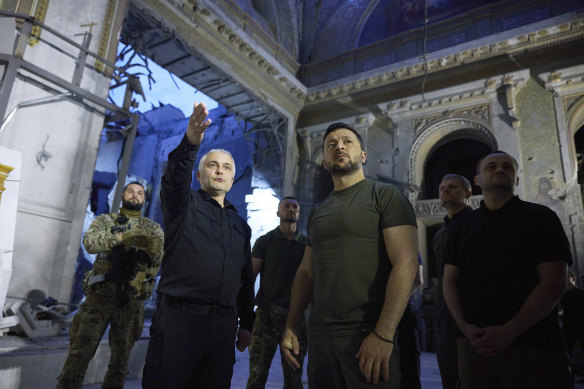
[{"xmin": 375, "ymin": 183, "xmax": 417, "ymax": 229}]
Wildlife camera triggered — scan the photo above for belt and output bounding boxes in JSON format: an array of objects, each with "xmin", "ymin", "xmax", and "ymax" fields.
[
  {"xmin": 258, "ymin": 305, "xmax": 289, "ymax": 316},
  {"xmin": 269, "ymin": 305, "xmax": 289, "ymax": 315},
  {"xmin": 159, "ymin": 294, "xmax": 236, "ymax": 317}
]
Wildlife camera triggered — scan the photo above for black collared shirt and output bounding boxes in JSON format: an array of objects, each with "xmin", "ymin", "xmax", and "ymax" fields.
[
  {"xmin": 157, "ymin": 136, "xmax": 255, "ymax": 330},
  {"xmin": 445, "ymin": 196, "xmax": 572, "ymax": 351},
  {"xmin": 252, "ymin": 227, "xmax": 306, "ymax": 309},
  {"xmin": 432, "ymin": 205, "xmax": 473, "ymax": 286},
  {"xmin": 432, "ymin": 206, "xmax": 473, "ymax": 338}
]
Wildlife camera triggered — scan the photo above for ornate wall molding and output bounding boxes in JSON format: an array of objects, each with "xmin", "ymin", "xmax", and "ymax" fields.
[
  {"xmin": 414, "ymin": 196, "xmax": 482, "ymax": 218},
  {"xmin": 502, "ymin": 74, "xmax": 524, "ymax": 128},
  {"xmin": 566, "ymin": 95, "xmax": 584, "ymax": 135},
  {"xmin": 384, "ymin": 71, "xmax": 529, "ymax": 118},
  {"xmin": 165, "ymin": 0, "xmax": 307, "ymax": 106},
  {"xmin": 539, "ymin": 64, "xmax": 584, "ymax": 95},
  {"xmin": 412, "ymin": 104, "xmax": 491, "ymax": 135},
  {"xmin": 304, "ymin": 16, "xmax": 584, "ymax": 105},
  {"xmin": 124, "ymin": 0, "xmax": 306, "ymax": 125},
  {"xmin": 408, "ymin": 117, "xmax": 497, "ymax": 203}
]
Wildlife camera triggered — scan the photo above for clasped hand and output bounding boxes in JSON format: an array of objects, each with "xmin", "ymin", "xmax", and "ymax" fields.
[{"xmin": 120, "ymin": 228, "xmax": 161, "ymax": 259}]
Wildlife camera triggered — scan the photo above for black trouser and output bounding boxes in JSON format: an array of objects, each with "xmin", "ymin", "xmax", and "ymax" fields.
[
  {"xmin": 436, "ymin": 305, "xmax": 459, "ymax": 389},
  {"xmin": 457, "ymin": 337, "xmax": 573, "ymax": 389},
  {"xmin": 143, "ymin": 297, "xmax": 238, "ymax": 389},
  {"xmin": 397, "ymin": 303, "xmax": 421, "ymax": 389}
]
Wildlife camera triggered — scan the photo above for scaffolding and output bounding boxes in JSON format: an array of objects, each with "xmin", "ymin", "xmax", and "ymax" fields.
[{"xmin": 0, "ymin": 10, "xmax": 142, "ymax": 211}]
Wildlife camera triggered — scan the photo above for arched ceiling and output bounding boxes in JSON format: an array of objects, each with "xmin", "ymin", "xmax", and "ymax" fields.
[
  {"xmin": 244, "ymin": 0, "xmax": 581, "ymax": 65},
  {"xmin": 120, "ymin": 0, "xmax": 583, "ymax": 126}
]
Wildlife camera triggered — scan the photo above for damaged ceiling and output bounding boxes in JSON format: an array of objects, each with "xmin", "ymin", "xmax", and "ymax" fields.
[{"xmin": 120, "ymin": 3, "xmax": 276, "ymax": 127}]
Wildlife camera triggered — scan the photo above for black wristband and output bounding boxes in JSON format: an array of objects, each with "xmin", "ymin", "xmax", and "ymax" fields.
[{"xmin": 373, "ymin": 329, "xmax": 394, "ymax": 344}]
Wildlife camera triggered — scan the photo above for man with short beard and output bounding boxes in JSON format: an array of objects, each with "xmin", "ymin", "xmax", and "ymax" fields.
[
  {"xmin": 281, "ymin": 122, "xmax": 419, "ymax": 388},
  {"xmin": 246, "ymin": 196, "xmax": 308, "ymax": 389},
  {"xmin": 443, "ymin": 151, "xmax": 572, "ymax": 389},
  {"xmin": 432, "ymin": 174, "xmax": 472, "ymax": 388},
  {"xmin": 57, "ymin": 182, "xmax": 164, "ymax": 389}
]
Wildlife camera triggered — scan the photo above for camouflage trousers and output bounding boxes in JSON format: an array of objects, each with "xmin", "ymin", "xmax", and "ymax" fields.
[
  {"xmin": 56, "ymin": 283, "xmax": 144, "ymax": 389},
  {"xmin": 247, "ymin": 305, "xmax": 308, "ymax": 389}
]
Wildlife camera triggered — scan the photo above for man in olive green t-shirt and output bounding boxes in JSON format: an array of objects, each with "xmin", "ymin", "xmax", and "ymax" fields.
[
  {"xmin": 281, "ymin": 122, "xmax": 419, "ymax": 389},
  {"xmin": 246, "ymin": 197, "xmax": 308, "ymax": 389}
]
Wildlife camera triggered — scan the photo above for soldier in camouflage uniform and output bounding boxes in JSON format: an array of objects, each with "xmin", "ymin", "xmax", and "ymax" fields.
[
  {"xmin": 56, "ymin": 182, "xmax": 164, "ymax": 389},
  {"xmin": 247, "ymin": 197, "xmax": 308, "ymax": 389}
]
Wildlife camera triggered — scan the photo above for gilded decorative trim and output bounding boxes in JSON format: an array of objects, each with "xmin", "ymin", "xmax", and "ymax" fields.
[
  {"xmin": 540, "ymin": 65, "xmax": 584, "ymax": 94},
  {"xmin": 0, "ymin": 163, "xmax": 14, "ymax": 203},
  {"xmin": 29, "ymin": 0, "xmax": 50, "ymax": 46},
  {"xmin": 95, "ymin": 0, "xmax": 117, "ymax": 74}
]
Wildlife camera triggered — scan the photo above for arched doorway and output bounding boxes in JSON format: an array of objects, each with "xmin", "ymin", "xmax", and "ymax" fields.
[
  {"xmin": 422, "ymin": 136, "xmax": 492, "ymax": 280},
  {"xmin": 575, "ymin": 126, "xmax": 584, "ymax": 193},
  {"xmin": 409, "ymin": 117, "xmax": 497, "ymax": 293},
  {"xmin": 408, "ymin": 117, "xmax": 498, "ymax": 203},
  {"xmin": 422, "ymin": 138, "xmax": 492, "ymax": 200}
]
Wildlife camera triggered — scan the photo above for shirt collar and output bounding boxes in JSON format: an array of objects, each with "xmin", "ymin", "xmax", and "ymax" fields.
[
  {"xmin": 444, "ymin": 205, "xmax": 473, "ymax": 225},
  {"xmin": 479, "ymin": 195, "xmax": 520, "ymax": 214},
  {"xmin": 198, "ymin": 189, "xmax": 238, "ymax": 213},
  {"xmin": 273, "ymin": 226, "xmax": 302, "ymax": 241}
]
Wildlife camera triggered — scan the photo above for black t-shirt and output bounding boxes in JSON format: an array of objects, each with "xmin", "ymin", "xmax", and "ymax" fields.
[
  {"xmin": 445, "ymin": 196, "xmax": 572, "ymax": 352},
  {"xmin": 252, "ymin": 227, "xmax": 306, "ymax": 309},
  {"xmin": 560, "ymin": 287, "xmax": 584, "ymax": 336}
]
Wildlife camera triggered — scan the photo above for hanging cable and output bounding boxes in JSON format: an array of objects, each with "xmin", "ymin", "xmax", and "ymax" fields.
[{"xmin": 421, "ymin": 0, "xmax": 429, "ymax": 102}]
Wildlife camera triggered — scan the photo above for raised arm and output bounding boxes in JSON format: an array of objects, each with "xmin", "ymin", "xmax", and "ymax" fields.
[
  {"xmin": 356, "ymin": 224, "xmax": 419, "ymax": 384},
  {"xmin": 281, "ymin": 246, "xmax": 313, "ymax": 369},
  {"xmin": 161, "ymin": 103, "xmax": 212, "ymax": 220}
]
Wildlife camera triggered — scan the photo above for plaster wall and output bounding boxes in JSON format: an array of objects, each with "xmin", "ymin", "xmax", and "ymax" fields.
[
  {"xmin": 0, "ymin": 1, "xmax": 124, "ymax": 302},
  {"xmin": 516, "ymin": 79, "xmax": 567, "ymax": 217}
]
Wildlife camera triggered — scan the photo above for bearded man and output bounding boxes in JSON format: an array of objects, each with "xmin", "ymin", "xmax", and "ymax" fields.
[
  {"xmin": 281, "ymin": 122, "xmax": 419, "ymax": 388},
  {"xmin": 57, "ymin": 182, "xmax": 163, "ymax": 389}
]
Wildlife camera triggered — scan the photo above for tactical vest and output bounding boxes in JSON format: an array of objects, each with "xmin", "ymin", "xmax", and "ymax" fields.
[{"xmin": 83, "ymin": 212, "xmax": 160, "ymax": 300}]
